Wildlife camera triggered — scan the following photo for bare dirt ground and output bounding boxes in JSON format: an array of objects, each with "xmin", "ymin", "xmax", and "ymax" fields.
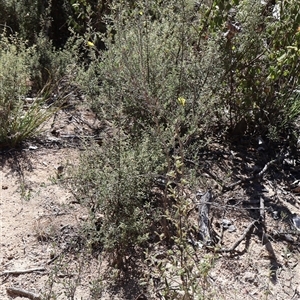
[
  {"xmin": 0, "ymin": 105, "xmax": 105, "ymax": 300},
  {"xmin": 1, "ymin": 103, "xmax": 300, "ymax": 300}
]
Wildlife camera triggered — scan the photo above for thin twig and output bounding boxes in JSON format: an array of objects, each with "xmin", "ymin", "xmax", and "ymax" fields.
[
  {"xmin": 260, "ymin": 196, "xmax": 265, "ymax": 222},
  {"xmin": 1, "ymin": 267, "xmax": 46, "ymax": 276},
  {"xmin": 260, "ymin": 196, "xmax": 276, "ymax": 258},
  {"xmin": 47, "ymin": 254, "xmax": 60, "ymax": 265},
  {"xmin": 257, "ymin": 158, "xmax": 278, "ymax": 178},
  {"xmin": 13, "ymin": 207, "xmax": 23, "ymax": 217},
  {"xmin": 217, "ymin": 210, "xmax": 227, "ymax": 246}
]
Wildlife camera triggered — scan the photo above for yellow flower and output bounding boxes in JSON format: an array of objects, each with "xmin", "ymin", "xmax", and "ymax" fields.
[
  {"xmin": 87, "ymin": 41, "xmax": 95, "ymax": 47},
  {"xmin": 177, "ymin": 97, "xmax": 186, "ymax": 107}
]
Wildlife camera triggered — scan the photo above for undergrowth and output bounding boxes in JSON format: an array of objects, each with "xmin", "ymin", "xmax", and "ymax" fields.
[
  {"xmin": 0, "ymin": 34, "xmax": 56, "ymax": 148},
  {"xmin": 69, "ymin": 0, "xmax": 300, "ymax": 298},
  {"xmin": 1, "ymin": 0, "xmax": 300, "ymax": 298}
]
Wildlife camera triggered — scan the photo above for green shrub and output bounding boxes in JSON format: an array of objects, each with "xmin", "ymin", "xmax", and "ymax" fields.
[
  {"xmin": 70, "ymin": 3, "xmax": 217, "ymax": 282},
  {"xmin": 70, "ymin": 134, "xmax": 166, "ymax": 267},
  {"xmin": 71, "ymin": 0, "xmax": 300, "ymax": 279},
  {"xmin": 97, "ymin": 1, "xmax": 217, "ymax": 132},
  {"xmin": 29, "ymin": 34, "xmax": 81, "ymax": 89},
  {"xmin": 62, "ymin": 1, "xmax": 300, "ymax": 297},
  {"xmin": 0, "ymin": 0, "xmax": 47, "ymax": 43},
  {"xmin": 208, "ymin": 0, "xmax": 300, "ymax": 137},
  {"xmin": 0, "ymin": 34, "xmax": 59, "ymax": 148}
]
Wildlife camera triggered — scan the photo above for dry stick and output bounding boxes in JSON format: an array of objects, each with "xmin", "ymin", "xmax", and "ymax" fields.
[
  {"xmin": 217, "ymin": 210, "xmax": 227, "ymax": 246},
  {"xmin": 223, "ymin": 157, "xmax": 283, "ymax": 191},
  {"xmin": 260, "ymin": 196, "xmax": 265, "ymax": 223},
  {"xmin": 260, "ymin": 196, "xmax": 276, "ymax": 258},
  {"xmin": 7, "ymin": 287, "xmax": 41, "ymax": 300},
  {"xmin": 47, "ymin": 254, "xmax": 60, "ymax": 265},
  {"xmin": 257, "ymin": 158, "xmax": 279, "ymax": 178},
  {"xmin": 216, "ymin": 220, "xmax": 258, "ymax": 253},
  {"xmin": 1, "ymin": 267, "xmax": 46, "ymax": 276},
  {"xmin": 215, "ymin": 198, "xmax": 277, "ymax": 254}
]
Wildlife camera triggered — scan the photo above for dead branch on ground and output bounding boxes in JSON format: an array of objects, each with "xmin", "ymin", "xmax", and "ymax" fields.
[
  {"xmin": 216, "ymin": 220, "xmax": 258, "ymax": 253},
  {"xmin": 7, "ymin": 286, "xmax": 41, "ymax": 300},
  {"xmin": 223, "ymin": 156, "xmax": 285, "ymax": 191},
  {"xmin": 260, "ymin": 196, "xmax": 276, "ymax": 258},
  {"xmin": 1, "ymin": 267, "xmax": 46, "ymax": 276},
  {"xmin": 214, "ymin": 197, "xmax": 277, "ymax": 255}
]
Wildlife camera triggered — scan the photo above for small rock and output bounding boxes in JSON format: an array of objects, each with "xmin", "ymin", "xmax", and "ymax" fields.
[
  {"xmin": 257, "ymin": 136, "xmax": 266, "ymax": 151},
  {"xmin": 243, "ymin": 271, "xmax": 256, "ymax": 283},
  {"xmin": 292, "ymin": 214, "xmax": 300, "ymax": 231},
  {"xmin": 78, "ymin": 215, "xmax": 88, "ymax": 221},
  {"xmin": 228, "ymin": 225, "xmax": 236, "ymax": 232},
  {"xmin": 272, "ymin": 211, "xmax": 280, "ymax": 220},
  {"xmin": 258, "ymin": 136, "xmax": 265, "ymax": 145},
  {"xmin": 29, "ymin": 145, "xmax": 38, "ymax": 150},
  {"xmin": 222, "ymin": 219, "xmax": 232, "ymax": 229},
  {"xmin": 284, "ymin": 234, "xmax": 294, "ymax": 243},
  {"xmin": 49, "ymin": 251, "xmax": 56, "ymax": 259},
  {"xmin": 56, "ymin": 165, "xmax": 64, "ymax": 178},
  {"xmin": 7, "ymin": 254, "xmax": 14, "ymax": 260}
]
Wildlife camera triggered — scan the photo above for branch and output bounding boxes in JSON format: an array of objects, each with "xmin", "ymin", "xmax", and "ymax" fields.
[
  {"xmin": 257, "ymin": 158, "xmax": 278, "ymax": 179},
  {"xmin": 260, "ymin": 196, "xmax": 276, "ymax": 258},
  {"xmin": 1, "ymin": 267, "xmax": 46, "ymax": 276},
  {"xmin": 223, "ymin": 156, "xmax": 285, "ymax": 191},
  {"xmin": 260, "ymin": 196, "xmax": 265, "ymax": 222},
  {"xmin": 47, "ymin": 254, "xmax": 60, "ymax": 265},
  {"xmin": 217, "ymin": 220, "xmax": 257, "ymax": 253},
  {"xmin": 7, "ymin": 287, "xmax": 41, "ymax": 300}
]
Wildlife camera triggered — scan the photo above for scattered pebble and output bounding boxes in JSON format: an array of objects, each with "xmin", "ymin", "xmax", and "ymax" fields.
[
  {"xmin": 243, "ymin": 271, "xmax": 257, "ymax": 283},
  {"xmin": 29, "ymin": 145, "xmax": 38, "ymax": 150},
  {"xmin": 292, "ymin": 214, "xmax": 300, "ymax": 231},
  {"xmin": 272, "ymin": 211, "xmax": 280, "ymax": 220},
  {"xmin": 219, "ymin": 219, "xmax": 236, "ymax": 233}
]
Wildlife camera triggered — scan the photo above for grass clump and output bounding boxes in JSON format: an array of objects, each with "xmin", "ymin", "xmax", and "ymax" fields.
[{"xmin": 0, "ymin": 33, "xmax": 63, "ymax": 148}]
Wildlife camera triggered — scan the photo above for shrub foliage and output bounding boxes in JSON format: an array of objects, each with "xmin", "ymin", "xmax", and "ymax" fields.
[
  {"xmin": 1, "ymin": 0, "xmax": 300, "ymax": 297},
  {"xmin": 72, "ymin": 0, "xmax": 300, "ymax": 263},
  {"xmin": 0, "ymin": 34, "xmax": 55, "ymax": 148}
]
